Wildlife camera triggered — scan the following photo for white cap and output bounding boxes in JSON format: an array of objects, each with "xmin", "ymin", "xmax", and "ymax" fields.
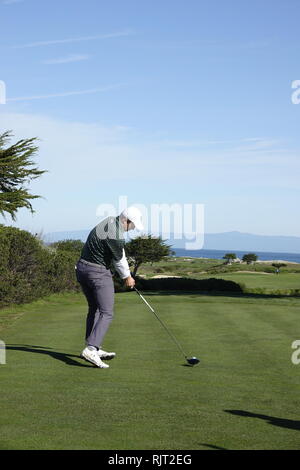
[{"xmin": 120, "ymin": 206, "xmax": 144, "ymax": 231}]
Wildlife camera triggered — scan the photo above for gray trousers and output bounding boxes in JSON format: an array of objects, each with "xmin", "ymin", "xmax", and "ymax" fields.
[{"xmin": 75, "ymin": 259, "xmax": 114, "ymax": 348}]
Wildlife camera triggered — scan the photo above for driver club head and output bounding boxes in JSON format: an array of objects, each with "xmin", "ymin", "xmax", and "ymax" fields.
[
  {"xmin": 134, "ymin": 288, "xmax": 200, "ymax": 367},
  {"xmin": 186, "ymin": 356, "xmax": 200, "ymax": 366}
]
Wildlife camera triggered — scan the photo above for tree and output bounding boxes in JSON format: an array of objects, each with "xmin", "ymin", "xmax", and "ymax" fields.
[
  {"xmin": 223, "ymin": 253, "xmax": 237, "ymax": 264},
  {"xmin": 272, "ymin": 262, "xmax": 286, "ymax": 274},
  {"xmin": 125, "ymin": 235, "xmax": 173, "ymax": 277},
  {"xmin": 0, "ymin": 131, "xmax": 46, "ymax": 220},
  {"xmin": 242, "ymin": 253, "xmax": 258, "ymax": 264}
]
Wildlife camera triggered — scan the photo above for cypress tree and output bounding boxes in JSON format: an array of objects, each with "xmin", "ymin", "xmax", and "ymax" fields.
[{"xmin": 0, "ymin": 130, "xmax": 46, "ymax": 220}]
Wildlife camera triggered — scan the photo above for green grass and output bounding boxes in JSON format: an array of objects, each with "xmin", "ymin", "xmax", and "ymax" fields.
[
  {"xmin": 140, "ymin": 257, "xmax": 300, "ymax": 277},
  {"xmin": 194, "ymin": 272, "xmax": 300, "ymax": 292},
  {"xmin": 138, "ymin": 257, "xmax": 300, "ymax": 294},
  {"xmin": 0, "ymin": 291, "xmax": 300, "ymax": 449}
]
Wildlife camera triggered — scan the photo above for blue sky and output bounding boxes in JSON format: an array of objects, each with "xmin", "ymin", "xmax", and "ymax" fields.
[{"xmin": 0, "ymin": 0, "xmax": 299, "ymax": 238}]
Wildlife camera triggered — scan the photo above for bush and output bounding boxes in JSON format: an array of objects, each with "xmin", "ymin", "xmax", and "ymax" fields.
[
  {"xmin": 49, "ymin": 239, "xmax": 84, "ymax": 256},
  {"xmin": 0, "ymin": 225, "xmax": 80, "ymax": 307},
  {"xmin": 154, "ymin": 267, "xmax": 165, "ymax": 273},
  {"xmin": 41, "ymin": 250, "xmax": 80, "ymax": 294},
  {"xmin": 0, "ymin": 226, "xmax": 45, "ymax": 305}
]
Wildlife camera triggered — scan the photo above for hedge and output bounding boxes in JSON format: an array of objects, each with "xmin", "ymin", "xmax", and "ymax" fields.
[{"xmin": 134, "ymin": 276, "xmax": 244, "ymax": 294}]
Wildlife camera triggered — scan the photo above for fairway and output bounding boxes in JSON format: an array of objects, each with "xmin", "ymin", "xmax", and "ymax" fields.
[
  {"xmin": 0, "ymin": 291, "xmax": 300, "ymax": 450},
  {"xmin": 194, "ymin": 272, "xmax": 300, "ymax": 293}
]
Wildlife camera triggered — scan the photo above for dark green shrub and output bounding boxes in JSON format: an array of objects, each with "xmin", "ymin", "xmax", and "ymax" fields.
[
  {"xmin": 0, "ymin": 225, "xmax": 80, "ymax": 307},
  {"xmin": 49, "ymin": 239, "xmax": 84, "ymax": 256},
  {"xmin": 0, "ymin": 225, "xmax": 47, "ymax": 305},
  {"xmin": 154, "ymin": 267, "xmax": 165, "ymax": 273},
  {"xmin": 41, "ymin": 250, "xmax": 80, "ymax": 294}
]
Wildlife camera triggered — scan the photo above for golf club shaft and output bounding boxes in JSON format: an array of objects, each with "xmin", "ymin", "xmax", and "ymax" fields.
[{"xmin": 134, "ymin": 287, "xmax": 188, "ymax": 359}]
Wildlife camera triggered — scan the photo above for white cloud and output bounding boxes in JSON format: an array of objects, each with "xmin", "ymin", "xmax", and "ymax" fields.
[
  {"xmin": 0, "ymin": 112, "xmax": 297, "ymax": 187},
  {"xmin": 162, "ymin": 137, "xmax": 280, "ymax": 149},
  {"xmin": 11, "ymin": 30, "xmax": 134, "ymax": 49},
  {"xmin": 0, "ymin": 111, "xmax": 298, "ymax": 233},
  {"xmin": 42, "ymin": 54, "xmax": 91, "ymax": 65},
  {"xmin": 7, "ymin": 83, "xmax": 124, "ymax": 101},
  {"xmin": 0, "ymin": 111, "xmax": 135, "ymax": 180}
]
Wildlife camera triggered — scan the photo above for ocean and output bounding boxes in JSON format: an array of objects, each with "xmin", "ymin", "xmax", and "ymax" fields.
[{"xmin": 172, "ymin": 248, "xmax": 300, "ymax": 263}]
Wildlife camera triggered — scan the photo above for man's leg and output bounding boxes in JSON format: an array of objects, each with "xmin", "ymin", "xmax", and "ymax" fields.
[
  {"xmin": 78, "ymin": 282, "xmax": 99, "ymax": 346},
  {"xmin": 86, "ymin": 271, "xmax": 115, "ymax": 348},
  {"xmin": 76, "ymin": 262, "xmax": 114, "ymax": 368}
]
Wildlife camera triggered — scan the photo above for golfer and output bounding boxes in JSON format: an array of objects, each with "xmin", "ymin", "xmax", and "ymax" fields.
[{"xmin": 75, "ymin": 206, "xmax": 144, "ymax": 368}]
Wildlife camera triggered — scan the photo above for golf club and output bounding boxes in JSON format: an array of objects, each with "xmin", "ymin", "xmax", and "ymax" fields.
[{"xmin": 133, "ymin": 287, "xmax": 200, "ymax": 366}]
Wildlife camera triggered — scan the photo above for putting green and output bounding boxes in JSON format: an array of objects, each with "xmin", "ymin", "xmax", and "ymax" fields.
[{"xmin": 0, "ymin": 292, "xmax": 299, "ymax": 450}]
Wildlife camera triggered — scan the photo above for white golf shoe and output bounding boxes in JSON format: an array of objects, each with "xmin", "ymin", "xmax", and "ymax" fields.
[
  {"xmin": 97, "ymin": 348, "xmax": 116, "ymax": 361},
  {"xmin": 81, "ymin": 347, "xmax": 109, "ymax": 368}
]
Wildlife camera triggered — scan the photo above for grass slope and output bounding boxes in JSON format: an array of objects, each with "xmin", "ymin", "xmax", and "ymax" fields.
[
  {"xmin": 195, "ymin": 272, "xmax": 300, "ymax": 292},
  {"xmin": 0, "ymin": 292, "xmax": 300, "ymax": 450}
]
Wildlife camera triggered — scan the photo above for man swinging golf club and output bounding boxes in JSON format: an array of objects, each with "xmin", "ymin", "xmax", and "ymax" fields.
[{"xmin": 76, "ymin": 206, "xmax": 144, "ymax": 368}]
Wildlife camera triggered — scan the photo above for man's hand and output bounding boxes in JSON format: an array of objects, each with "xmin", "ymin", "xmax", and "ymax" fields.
[{"xmin": 124, "ymin": 276, "xmax": 135, "ymax": 289}]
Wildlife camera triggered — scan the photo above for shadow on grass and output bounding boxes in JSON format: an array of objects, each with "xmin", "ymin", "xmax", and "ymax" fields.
[
  {"xmin": 133, "ymin": 277, "xmax": 244, "ymax": 295},
  {"xmin": 225, "ymin": 410, "xmax": 300, "ymax": 431},
  {"xmin": 115, "ymin": 276, "xmax": 300, "ymax": 299},
  {"xmin": 120, "ymin": 289, "xmax": 298, "ymax": 300},
  {"xmin": 6, "ymin": 344, "xmax": 94, "ymax": 368},
  {"xmin": 200, "ymin": 443, "xmax": 229, "ymax": 450}
]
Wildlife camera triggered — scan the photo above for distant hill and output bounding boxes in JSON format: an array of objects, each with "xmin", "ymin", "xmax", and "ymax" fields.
[
  {"xmin": 44, "ymin": 229, "xmax": 300, "ymax": 254},
  {"xmin": 170, "ymin": 231, "xmax": 300, "ymax": 253}
]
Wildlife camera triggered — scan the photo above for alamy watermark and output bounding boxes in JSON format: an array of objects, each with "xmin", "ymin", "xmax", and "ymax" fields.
[
  {"xmin": 0, "ymin": 340, "xmax": 6, "ymax": 365},
  {"xmin": 96, "ymin": 196, "xmax": 204, "ymax": 250},
  {"xmin": 291, "ymin": 80, "xmax": 300, "ymax": 104},
  {"xmin": 291, "ymin": 340, "xmax": 300, "ymax": 365},
  {"xmin": 0, "ymin": 80, "xmax": 6, "ymax": 104}
]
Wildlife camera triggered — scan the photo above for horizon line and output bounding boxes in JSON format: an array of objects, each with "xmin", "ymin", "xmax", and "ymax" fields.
[{"xmin": 42, "ymin": 229, "xmax": 300, "ymax": 239}]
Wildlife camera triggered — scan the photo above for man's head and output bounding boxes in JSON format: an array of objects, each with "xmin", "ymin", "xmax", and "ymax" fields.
[{"xmin": 120, "ymin": 206, "xmax": 144, "ymax": 232}]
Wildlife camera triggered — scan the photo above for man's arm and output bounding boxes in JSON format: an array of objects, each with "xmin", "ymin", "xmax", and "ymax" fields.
[
  {"xmin": 112, "ymin": 248, "xmax": 130, "ymax": 279},
  {"xmin": 107, "ymin": 240, "xmax": 135, "ymax": 288}
]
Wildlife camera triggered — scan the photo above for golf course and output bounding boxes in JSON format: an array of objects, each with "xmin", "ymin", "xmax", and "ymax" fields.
[
  {"xmin": 1, "ymin": 271, "xmax": 300, "ymax": 450},
  {"xmin": 2, "ymin": 0, "xmax": 300, "ymax": 454}
]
